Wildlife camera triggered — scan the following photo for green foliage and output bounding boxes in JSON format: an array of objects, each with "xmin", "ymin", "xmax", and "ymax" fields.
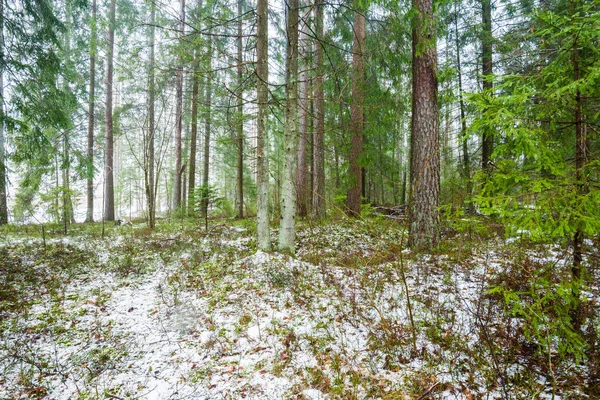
[
  {"xmin": 468, "ymin": 1, "xmax": 600, "ymax": 242},
  {"xmin": 489, "ymin": 277, "xmax": 586, "ymax": 362}
]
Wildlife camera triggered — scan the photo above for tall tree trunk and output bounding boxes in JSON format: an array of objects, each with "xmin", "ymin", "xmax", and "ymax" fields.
[
  {"xmin": 278, "ymin": 0, "xmax": 299, "ymax": 253},
  {"xmin": 104, "ymin": 0, "xmax": 116, "ymax": 221},
  {"xmin": 201, "ymin": 35, "xmax": 213, "ymax": 222},
  {"xmin": 480, "ymin": 0, "xmax": 493, "ymax": 171},
  {"xmin": 173, "ymin": 0, "xmax": 186, "ymax": 211},
  {"xmin": 311, "ymin": 0, "xmax": 325, "ymax": 219},
  {"xmin": 346, "ymin": 7, "xmax": 365, "ymax": 217},
  {"xmin": 296, "ymin": 5, "xmax": 309, "ymax": 218},
  {"xmin": 256, "ymin": 0, "xmax": 271, "ymax": 250},
  {"xmin": 454, "ymin": 5, "xmax": 473, "ymax": 212},
  {"xmin": 408, "ymin": 0, "xmax": 440, "ymax": 248},
  {"xmin": 236, "ymin": 0, "xmax": 244, "ymax": 219},
  {"xmin": 189, "ymin": 54, "xmax": 199, "ymax": 215},
  {"xmin": 85, "ymin": 0, "xmax": 97, "ymax": 223},
  {"xmin": 146, "ymin": 1, "xmax": 156, "ymax": 229},
  {"xmin": 0, "ymin": 0, "xmax": 8, "ymax": 225}
]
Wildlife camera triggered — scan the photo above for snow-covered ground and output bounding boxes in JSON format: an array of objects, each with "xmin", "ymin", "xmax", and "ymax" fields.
[{"xmin": 0, "ymin": 220, "xmax": 598, "ymax": 399}]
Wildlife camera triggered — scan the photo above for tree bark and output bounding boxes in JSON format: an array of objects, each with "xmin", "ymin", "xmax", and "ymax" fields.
[
  {"xmin": 236, "ymin": 0, "xmax": 244, "ymax": 219},
  {"xmin": 256, "ymin": 0, "xmax": 271, "ymax": 250},
  {"xmin": 278, "ymin": 0, "xmax": 299, "ymax": 253},
  {"xmin": 311, "ymin": 0, "xmax": 325, "ymax": 219},
  {"xmin": 0, "ymin": 0, "xmax": 7, "ymax": 225},
  {"xmin": 454, "ymin": 4, "xmax": 473, "ymax": 212},
  {"xmin": 346, "ymin": 8, "xmax": 365, "ymax": 217},
  {"xmin": 296, "ymin": 6, "xmax": 310, "ymax": 218},
  {"xmin": 408, "ymin": 0, "xmax": 440, "ymax": 248},
  {"xmin": 104, "ymin": 0, "xmax": 116, "ymax": 221},
  {"xmin": 481, "ymin": 0, "xmax": 493, "ymax": 171},
  {"xmin": 173, "ymin": 0, "xmax": 186, "ymax": 211},
  {"xmin": 201, "ymin": 35, "xmax": 213, "ymax": 223},
  {"xmin": 145, "ymin": 0, "xmax": 156, "ymax": 229},
  {"xmin": 85, "ymin": 0, "xmax": 97, "ymax": 223}
]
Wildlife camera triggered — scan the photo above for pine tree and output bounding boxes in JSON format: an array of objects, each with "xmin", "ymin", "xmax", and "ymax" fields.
[{"xmin": 408, "ymin": 0, "xmax": 440, "ymax": 247}]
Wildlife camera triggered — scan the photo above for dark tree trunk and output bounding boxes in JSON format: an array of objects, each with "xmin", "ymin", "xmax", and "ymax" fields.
[
  {"xmin": 104, "ymin": 0, "xmax": 116, "ymax": 221},
  {"xmin": 173, "ymin": 0, "xmax": 185, "ymax": 211},
  {"xmin": 311, "ymin": 0, "xmax": 325, "ymax": 219},
  {"xmin": 454, "ymin": 4, "xmax": 473, "ymax": 212},
  {"xmin": 346, "ymin": 8, "xmax": 365, "ymax": 217},
  {"xmin": 408, "ymin": 0, "xmax": 440, "ymax": 248},
  {"xmin": 0, "ymin": 0, "xmax": 7, "ymax": 225},
  {"xmin": 480, "ymin": 0, "xmax": 493, "ymax": 171}
]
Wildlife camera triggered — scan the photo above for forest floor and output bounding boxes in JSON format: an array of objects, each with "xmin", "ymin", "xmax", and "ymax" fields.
[{"xmin": 0, "ymin": 216, "xmax": 599, "ymax": 399}]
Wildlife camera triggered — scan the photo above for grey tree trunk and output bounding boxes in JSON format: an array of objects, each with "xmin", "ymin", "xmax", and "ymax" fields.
[
  {"xmin": 236, "ymin": 0, "xmax": 244, "ymax": 219},
  {"xmin": 311, "ymin": 0, "xmax": 325, "ymax": 219},
  {"xmin": 346, "ymin": 8, "xmax": 365, "ymax": 217},
  {"xmin": 408, "ymin": 0, "xmax": 440, "ymax": 248},
  {"xmin": 173, "ymin": 0, "xmax": 186, "ymax": 211},
  {"xmin": 104, "ymin": 0, "xmax": 116, "ymax": 221},
  {"xmin": 146, "ymin": 1, "xmax": 156, "ymax": 229},
  {"xmin": 256, "ymin": 0, "xmax": 271, "ymax": 250},
  {"xmin": 201, "ymin": 35, "xmax": 213, "ymax": 222},
  {"xmin": 296, "ymin": 5, "xmax": 310, "ymax": 218},
  {"xmin": 86, "ymin": 0, "xmax": 97, "ymax": 223},
  {"xmin": 278, "ymin": 0, "xmax": 299, "ymax": 253}
]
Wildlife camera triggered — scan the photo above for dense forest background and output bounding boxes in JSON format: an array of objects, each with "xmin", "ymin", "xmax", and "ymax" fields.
[{"xmin": 0, "ymin": 0, "xmax": 600, "ymax": 397}]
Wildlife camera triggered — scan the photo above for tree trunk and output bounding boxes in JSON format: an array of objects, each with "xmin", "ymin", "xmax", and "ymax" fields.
[
  {"xmin": 278, "ymin": 0, "xmax": 299, "ymax": 253},
  {"xmin": 236, "ymin": 0, "xmax": 244, "ymax": 219},
  {"xmin": 189, "ymin": 54, "xmax": 199, "ymax": 215},
  {"xmin": 201, "ymin": 36, "xmax": 213, "ymax": 223},
  {"xmin": 173, "ymin": 0, "xmax": 185, "ymax": 211},
  {"xmin": 104, "ymin": 0, "xmax": 116, "ymax": 221},
  {"xmin": 296, "ymin": 5, "xmax": 310, "ymax": 218},
  {"xmin": 256, "ymin": 0, "xmax": 271, "ymax": 250},
  {"xmin": 480, "ymin": 0, "xmax": 493, "ymax": 171},
  {"xmin": 145, "ymin": 1, "xmax": 156, "ymax": 229},
  {"xmin": 346, "ymin": 8, "xmax": 365, "ymax": 217},
  {"xmin": 454, "ymin": 4, "xmax": 473, "ymax": 212},
  {"xmin": 311, "ymin": 0, "xmax": 325, "ymax": 219},
  {"xmin": 408, "ymin": 0, "xmax": 440, "ymax": 248},
  {"xmin": 0, "ymin": 0, "xmax": 7, "ymax": 225},
  {"xmin": 85, "ymin": 0, "xmax": 97, "ymax": 223}
]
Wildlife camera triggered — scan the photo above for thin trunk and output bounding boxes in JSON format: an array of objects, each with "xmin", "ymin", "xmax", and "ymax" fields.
[
  {"xmin": 481, "ymin": 0, "xmax": 493, "ymax": 171},
  {"xmin": 408, "ymin": 0, "xmax": 440, "ymax": 248},
  {"xmin": 0, "ymin": 0, "xmax": 7, "ymax": 225},
  {"xmin": 173, "ymin": 0, "xmax": 185, "ymax": 211},
  {"xmin": 278, "ymin": 0, "xmax": 299, "ymax": 253},
  {"xmin": 256, "ymin": 0, "xmax": 271, "ymax": 250},
  {"xmin": 202, "ymin": 35, "xmax": 213, "ymax": 222},
  {"xmin": 104, "ymin": 0, "xmax": 116, "ymax": 221},
  {"xmin": 236, "ymin": 0, "xmax": 244, "ymax": 218},
  {"xmin": 296, "ymin": 6, "xmax": 309, "ymax": 218},
  {"xmin": 86, "ymin": 0, "xmax": 97, "ymax": 222},
  {"xmin": 454, "ymin": 6, "xmax": 473, "ymax": 212},
  {"xmin": 189, "ymin": 53, "xmax": 199, "ymax": 215},
  {"xmin": 312, "ymin": 0, "xmax": 325, "ymax": 219},
  {"xmin": 346, "ymin": 8, "xmax": 365, "ymax": 217},
  {"xmin": 146, "ymin": 1, "xmax": 156, "ymax": 229}
]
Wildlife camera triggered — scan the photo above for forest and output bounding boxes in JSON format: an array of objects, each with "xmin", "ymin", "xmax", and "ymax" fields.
[{"xmin": 0, "ymin": 0, "xmax": 599, "ymax": 397}]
